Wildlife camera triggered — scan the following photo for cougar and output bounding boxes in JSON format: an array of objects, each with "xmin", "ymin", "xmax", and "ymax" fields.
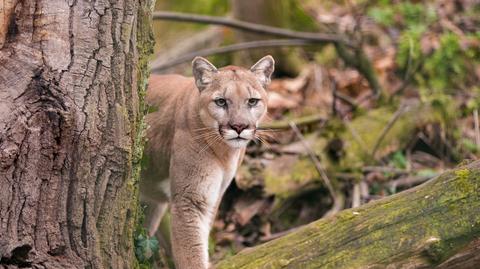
[{"xmin": 140, "ymin": 55, "xmax": 274, "ymax": 269}]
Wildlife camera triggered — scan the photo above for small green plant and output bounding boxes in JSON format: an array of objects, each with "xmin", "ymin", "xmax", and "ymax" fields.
[
  {"xmin": 390, "ymin": 151, "xmax": 407, "ymax": 169},
  {"xmin": 135, "ymin": 232, "xmax": 160, "ymax": 265},
  {"xmin": 369, "ymin": 1, "xmax": 479, "ymax": 94},
  {"xmin": 423, "ymin": 33, "xmax": 465, "ymax": 91},
  {"xmin": 134, "ymin": 205, "xmax": 160, "ymax": 268},
  {"xmin": 368, "ymin": 6, "xmax": 395, "ymax": 27}
]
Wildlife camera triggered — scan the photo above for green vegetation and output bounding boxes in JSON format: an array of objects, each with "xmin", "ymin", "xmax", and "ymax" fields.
[{"xmin": 369, "ymin": 1, "xmax": 479, "ymax": 93}]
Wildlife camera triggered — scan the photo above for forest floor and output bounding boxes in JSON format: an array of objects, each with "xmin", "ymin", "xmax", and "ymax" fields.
[
  {"xmin": 149, "ymin": 0, "xmax": 479, "ymax": 266},
  {"xmin": 206, "ymin": 0, "xmax": 480, "ymax": 263}
]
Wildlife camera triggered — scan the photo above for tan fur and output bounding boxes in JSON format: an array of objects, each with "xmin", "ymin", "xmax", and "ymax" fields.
[{"xmin": 140, "ymin": 56, "xmax": 274, "ymax": 269}]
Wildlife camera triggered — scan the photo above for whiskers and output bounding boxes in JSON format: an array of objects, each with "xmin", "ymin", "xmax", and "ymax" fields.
[
  {"xmin": 192, "ymin": 126, "xmax": 224, "ymax": 155},
  {"xmin": 192, "ymin": 126, "xmax": 278, "ymax": 153},
  {"xmin": 254, "ymin": 128, "xmax": 277, "ymax": 150}
]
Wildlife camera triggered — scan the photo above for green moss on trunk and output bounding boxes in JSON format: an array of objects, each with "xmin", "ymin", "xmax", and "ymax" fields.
[
  {"xmin": 217, "ymin": 161, "xmax": 480, "ymax": 269},
  {"xmin": 135, "ymin": 0, "xmax": 155, "ymax": 168},
  {"xmin": 128, "ymin": 0, "xmax": 155, "ymax": 268}
]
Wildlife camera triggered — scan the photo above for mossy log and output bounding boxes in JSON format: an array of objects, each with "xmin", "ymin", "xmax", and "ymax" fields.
[{"xmin": 217, "ymin": 161, "xmax": 480, "ymax": 269}]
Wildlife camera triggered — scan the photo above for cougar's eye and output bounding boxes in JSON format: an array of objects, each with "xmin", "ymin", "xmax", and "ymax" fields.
[
  {"xmin": 247, "ymin": 98, "xmax": 260, "ymax": 107},
  {"xmin": 214, "ymin": 98, "xmax": 227, "ymax": 107}
]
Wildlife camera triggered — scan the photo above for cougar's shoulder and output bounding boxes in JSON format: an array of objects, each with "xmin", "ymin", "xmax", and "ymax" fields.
[
  {"xmin": 146, "ymin": 75, "xmax": 198, "ymax": 132},
  {"xmin": 146, "ymin": 74, "xmax": 195, "ymax": 107},
  {"xmin": 142, "ymin": 74, "xmax": 197, "ymax": 196}
]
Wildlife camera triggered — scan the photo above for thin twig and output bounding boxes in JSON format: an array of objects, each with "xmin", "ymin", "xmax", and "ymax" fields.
[
  {"xmin": 289, "ymin": 122, "xmax": 335, "ymax": 198},
  {"xmin": 387, "ymin": 174, "xmax": 436, "ymax": 190},
  {"xmin": 331, "ymin": 79, "xmax": 338, "ymax": 116},
  {"xmin": 362, "ymin": 166, "xmax": 408, "ymax": 175},
  {"xmin": 474, "ymin": 109, "xmax": 480, "ymax": 148},
  {"xmin": 371, "ymin": 105, "xmax": 408, "ymax": 159},
  {"xmin": 152, "ymin": 11, "xmax": 352, "ymax": 47},
  {"xmin": 334, "ymin": 91, "xmax": 358, "ymax": 109},
  {"xmin": 360, "ymin": 180, "xmax": 369, "ymax": 201},
  {"xmin": 151, "ymin": 39, "xmax": 317, "ymax": 72},
  {"xmin": 260, "ymin": 226, "xmax": 302, "ymax": 242},
  {"xmin": 352, "ymin": 182, "xmax": 361, "ymax": 208},
  {"xmin": 260, "ymin": 114, "xmax": 325, "ymax": 130}
]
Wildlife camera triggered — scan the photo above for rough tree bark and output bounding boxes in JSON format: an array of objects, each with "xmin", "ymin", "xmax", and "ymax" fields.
[
  {"xmin": 217, "ymin": 161, "xmax": 480, "ymax": 269},
  {"xmin": 0, "ymin": 0, "xmax": 154, "ymax": 268}
]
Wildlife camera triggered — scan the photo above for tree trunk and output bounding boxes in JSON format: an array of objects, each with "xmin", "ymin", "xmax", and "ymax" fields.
[
  {"xmin": 217, "ymin": 161, "xmax": 480, "ymax": 269},
  {"xmin": 0, "ymin": 0, "xmax": 154, "ymax": 268}
]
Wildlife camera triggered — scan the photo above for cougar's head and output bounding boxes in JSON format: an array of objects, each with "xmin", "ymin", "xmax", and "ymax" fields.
[{"xmin": 192, "ymin": 55, "xmax": 274, "ymax": 148}]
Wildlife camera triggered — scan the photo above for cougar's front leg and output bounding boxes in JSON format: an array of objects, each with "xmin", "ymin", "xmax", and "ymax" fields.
[{"xmin": 170, "ymin": 169, "xmax": 222, "ymax": 269}]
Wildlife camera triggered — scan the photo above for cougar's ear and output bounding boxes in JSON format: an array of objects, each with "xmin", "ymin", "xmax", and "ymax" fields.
[
  {"xmin": 250, "ymin": 55, "xmax": 275, "ymax": 88},
  {"xmin": 192, "ymin": 56, "xmax": 217, "ymax": 92}
]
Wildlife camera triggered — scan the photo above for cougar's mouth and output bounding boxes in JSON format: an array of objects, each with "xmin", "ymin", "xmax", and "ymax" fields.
[
  {"xmin": 229, "ymin": 137, "xmax": 248, "ymax": 141},
  {"xmin": 218, "ymin": 124, "xmax": 254, "ymax": 145}
]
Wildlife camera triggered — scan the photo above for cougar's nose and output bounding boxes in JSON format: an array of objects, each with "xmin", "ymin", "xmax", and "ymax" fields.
[{"xmin": 229, "ymin": 123, "xmax": 248, "ymax": 134}]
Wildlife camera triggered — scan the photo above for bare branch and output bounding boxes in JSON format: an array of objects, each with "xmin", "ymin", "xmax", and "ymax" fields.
[
  {"xmin": 152, "ymin": 11, "xmax": 383, "ymax": 98},
  {"xmin": 259, "ymin": 113, "xmax": 325, "ymax": 130},
  {"xmin": 334, "ymin": 87, "xmax": 359, "ymax": 109},
  {"xmin": 289, "ymin": 121, "xmax": 335, "ymax": 199},
  {"xmin": 352, "ymin": 182, "xmax": 361, "ymax": 208},
  {"xmin": 371, "ymin": 105, "xmax": 409, "ymax": 159},
  {"xmin": 388, "ymin": 174, "xmax": 437, "ymax": 190},
  {"xmin": 149, "ymin": 26, "xmax": 223, "ymax": 72},
  {"xmin": 151, "ymin": 39, "xmax": 317, "ymax": 73},
  {"xmin": 152, "ymin": 11, "xmax": 352, "ymax": 47}
]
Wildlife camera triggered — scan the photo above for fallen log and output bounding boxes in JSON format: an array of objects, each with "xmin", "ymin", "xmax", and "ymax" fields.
[{"xmin": 217, "ymin": 161, "xmax": 480, "ymax": 269}]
